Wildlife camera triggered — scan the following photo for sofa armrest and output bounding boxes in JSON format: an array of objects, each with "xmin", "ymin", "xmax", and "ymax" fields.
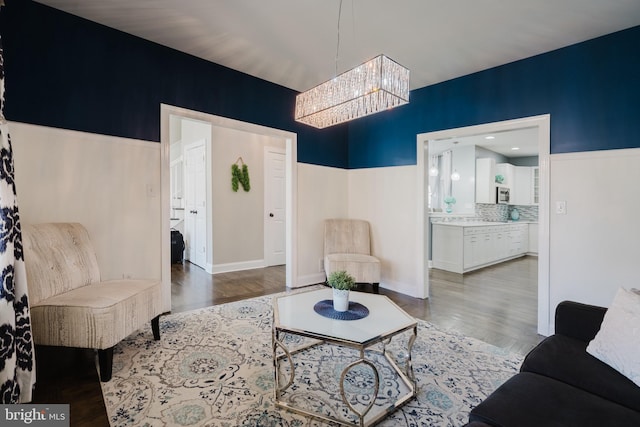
[{"xmin": 555, "ymin": 301, "xmax": 607, "ymax": 343}]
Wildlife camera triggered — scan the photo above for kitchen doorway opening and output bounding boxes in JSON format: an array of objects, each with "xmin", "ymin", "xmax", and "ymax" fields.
[{"xmin": 416, "ymin": 114, "xmax": 551, "ymax": 335}]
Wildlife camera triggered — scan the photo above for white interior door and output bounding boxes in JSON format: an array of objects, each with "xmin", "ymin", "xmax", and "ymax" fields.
[
  {"xmin": 264, "ymin": 147, "xmax": 286, "ymax": 266},
  {"xmin": 184, "ymin": 140, "xmax": 207, "ymax": 269}
]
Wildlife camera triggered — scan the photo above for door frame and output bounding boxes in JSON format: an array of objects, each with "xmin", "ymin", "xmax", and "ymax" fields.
[
  {"xmin": 160, "ymin": 104, "xmax": 298, "ymax": 310},
  {"xmin": 416, "ymin": 114, "xmax": 551, "ymax": 335}
]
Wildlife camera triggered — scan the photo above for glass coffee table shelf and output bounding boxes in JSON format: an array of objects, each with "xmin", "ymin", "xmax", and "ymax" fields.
[{"xmin": 272, "ymin": 288, "xmax": 418, "ymax": 426}]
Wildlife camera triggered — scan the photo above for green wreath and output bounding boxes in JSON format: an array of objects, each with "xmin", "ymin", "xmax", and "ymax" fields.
[{"xmin": 231, "ymin": 162, "xmax": 251, "ymax": 192}]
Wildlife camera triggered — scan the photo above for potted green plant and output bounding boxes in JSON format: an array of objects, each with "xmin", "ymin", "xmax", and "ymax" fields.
[{"xmin": 327, "ymin": 270, "xmax": 356, "ymax": 312}]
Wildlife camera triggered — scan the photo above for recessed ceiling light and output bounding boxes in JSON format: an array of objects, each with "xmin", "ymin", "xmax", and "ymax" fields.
[
  {"xmin": 485, "ymin": 136, "xmax": 495, "ymax": 140},
  {"xmin": 511, "ymin": 147, "xmax": 520, "ymax": 151}
]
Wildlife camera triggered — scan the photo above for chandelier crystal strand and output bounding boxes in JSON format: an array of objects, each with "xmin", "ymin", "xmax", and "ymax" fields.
[{"xmin": 295, "ymin": 54, "xmax": 409, "ymax": 129}]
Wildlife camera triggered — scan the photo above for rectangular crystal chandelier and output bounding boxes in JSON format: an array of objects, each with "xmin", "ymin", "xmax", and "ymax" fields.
[{"xmin": 294, "ymin": 54, "xmax": 410, "ymax": 129}]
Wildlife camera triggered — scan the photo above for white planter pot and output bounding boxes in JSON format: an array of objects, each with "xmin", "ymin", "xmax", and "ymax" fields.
[{"xmin": 332, "ymin": 288, "xmax": 350, "ymax": 312}]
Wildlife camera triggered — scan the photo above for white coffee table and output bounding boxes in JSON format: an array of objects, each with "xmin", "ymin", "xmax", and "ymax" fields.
[{"xmin": 272, "ymin": 288, "xmax": 417, "ymax": 426}]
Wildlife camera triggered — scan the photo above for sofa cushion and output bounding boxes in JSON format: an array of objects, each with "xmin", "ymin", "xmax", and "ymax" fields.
[
  {"xmin": 30, "ymin": 279, "xmax": 162, "ymax": 349},
  {"xmin": 521, "ymin": 334, "xmax": 640, "ymax": 413},
  {"xmin": 324, "ymin": 253, "xmax": 381, "ymax": 283},
  {"xmin": 586, "ymin": 287, "xmax": 640, "ymax": 388},
  {"xmin": 469, "ymin": 372, "xmax": 640, "ymax": 427}
]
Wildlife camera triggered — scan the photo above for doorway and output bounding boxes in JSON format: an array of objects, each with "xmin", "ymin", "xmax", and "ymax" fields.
[
  {"xmin": 416, "ymin": 114, "xmax": 551, "ymax": 335},
  {"xmin": 169, "ymin": 116, "xmax": 212, "ymax": 271},
  {"xmin": 160, "ymin": 105, "xmax": 299, "ymax": 310}
]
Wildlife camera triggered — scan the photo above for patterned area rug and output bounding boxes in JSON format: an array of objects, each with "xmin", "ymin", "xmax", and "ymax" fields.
[{"xmin": 100, "ymin": 290, "xmax": 522, "ymax": 426}]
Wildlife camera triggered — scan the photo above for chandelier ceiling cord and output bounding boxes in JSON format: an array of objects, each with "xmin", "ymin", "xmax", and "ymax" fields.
[
  {"xmin": 294, "ymin": 0, "xmax": 410, "ymax": 129},
  {"xmin": 334, "ymin": 0, "xmax": 343, "ymax": 78}
]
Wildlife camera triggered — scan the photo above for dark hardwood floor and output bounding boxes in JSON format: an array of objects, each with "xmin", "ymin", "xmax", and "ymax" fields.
[
  {"xmin": 170, "ymin": 262, "xmax": 288, "ymax": 312},
  {"xmin": 31, "ymin": 256, "xmax": 541, "ymax": 426}
]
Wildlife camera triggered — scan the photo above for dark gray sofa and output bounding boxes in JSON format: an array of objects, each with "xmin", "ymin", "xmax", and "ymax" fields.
[{"xmin": 465, "ymin": 301, "xmax": 640, "ymax": 427}]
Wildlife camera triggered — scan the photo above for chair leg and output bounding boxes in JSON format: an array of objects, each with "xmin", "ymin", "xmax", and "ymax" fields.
[
  {"xmin": 152, "ymin": 315, "xmax": 161, "ymax": 340},
  {"xmin": 98, "ymin": 347, "xmax": 114, "ymax": 382},
  {"xmin": 372, "ymin": 283, "xmax": 380, "ymax": 294}
]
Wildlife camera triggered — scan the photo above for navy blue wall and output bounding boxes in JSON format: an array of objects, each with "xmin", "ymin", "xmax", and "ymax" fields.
[
  {"xmin": 0, "ymin": 0, "xmax": 349, "ymax": 168},
  {"xmin": 348, "ymin": 25, "xmax": 640, "ymax": 168},
  {"xmin": 2, "ymin": 1, "xmax": 639, "ymax": 170}
]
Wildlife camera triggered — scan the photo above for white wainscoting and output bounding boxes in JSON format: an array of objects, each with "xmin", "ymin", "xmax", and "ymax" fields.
[
  {"xmin": 296, "ymin": 163, "xmax": 420, "ymax": 295},
  {"xmin": 348, "ymin": 165, "xmax": 420, "ymax": 297},
  {"xmin": 10, "ymin": 121, "xmax": 166, "ymax": 309},
  {"xmin": 295, "ymin": 163, "xmax": 348, "ymax": 287},
  {"xmin": 548, "ymin": 147, "xmax": 640, "ymax": 331}
]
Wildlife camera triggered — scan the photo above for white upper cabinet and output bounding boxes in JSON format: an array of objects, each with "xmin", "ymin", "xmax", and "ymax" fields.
[
  {"xmin": 475, "ymin": 158, "xmax": 496, "ymax": 204},
  {"xmin": 496, "ymin": 163, "xmax": 515, "ymax": 188},
  {"xmin": 512, "ymin": 166, "xmax": 532, "ymax": 205},
  {"xmin": 495, "ymin": 163, "xmax": 538, "ymax": 206},
  {"xmin": 475, "ymin": 155, "xmax": 539, "ymax": 206}
]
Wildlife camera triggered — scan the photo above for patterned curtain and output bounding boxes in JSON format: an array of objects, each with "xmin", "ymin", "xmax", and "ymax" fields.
[{"xmin": 0, "ymin": 31, "xmax": 36, "ymax": 402}]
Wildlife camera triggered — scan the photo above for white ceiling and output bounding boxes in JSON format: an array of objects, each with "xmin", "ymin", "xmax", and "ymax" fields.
[
  {"xmin": 36, "ymin": 0, "xmax": 640, "ymax": 92},
  {"xmin": 431, "ymin": 127, "xmax": 540, "ymax": 158}
]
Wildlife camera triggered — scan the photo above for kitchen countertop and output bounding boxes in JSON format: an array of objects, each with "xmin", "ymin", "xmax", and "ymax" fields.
[{"xmin": 433, "ymin": 220, "xmax": 537, "ymax": 227}]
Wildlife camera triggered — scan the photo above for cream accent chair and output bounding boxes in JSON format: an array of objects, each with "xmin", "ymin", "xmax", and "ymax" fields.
[
  {"xmin": 23, "ymin": 223, "xmax": 163, "ymax": 382},
  {"xmin": 324, "ymin": 219, "xmax": 381, "ymax": 293}
]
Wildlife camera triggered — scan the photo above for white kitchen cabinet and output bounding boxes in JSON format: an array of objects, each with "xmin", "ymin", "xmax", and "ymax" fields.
[
  {"xmin": 532, "ymin": 167, "xmax": 539, "ymax": 205},
  {"xmin": 478, "ymin": 228, "xmax": 495, "ymax": 265},
  {"xmin": 463, "ymin": 227, "xmax": 494, "ymax": 269},
  {"xmin": 513, "ymin": 166, "xmax": 533, "ymax": 205},
  {"xmin": 511, "ymin": 166, "xmax": 540, "ymax": 206},
  {"xmin": 496, "ymin": 163, "xmax": 515, "ymax": 189},
  {"xmin": 507, "ymin": 224, "xmax": 528, "ymax": 256},
  {"xmin": 463, "ymin": 231, "xmax": 477, "ymax": 270},
  {"xmin": 433, "ymin": 225, "xmax": 464, "ymax": 273},
  {"xmin": 433, "ymin": 223, "xmax": 530, "ymax": 274},
  {"xmin": 494, "ymin": 226, "xmax": 509, "ymax": 259},
  {"xmin": 475, "ymin": 158, "xmax": 496, "ymax": 204}
]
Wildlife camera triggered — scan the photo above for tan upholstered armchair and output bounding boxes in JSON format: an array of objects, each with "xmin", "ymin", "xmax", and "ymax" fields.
[
  {"xmin": 324, "ymin": 218, "xmax": 381, "ymax": 293},
  {"xmin": 22, "ymin": 223, "xmax": 163, "ymax": 382}
]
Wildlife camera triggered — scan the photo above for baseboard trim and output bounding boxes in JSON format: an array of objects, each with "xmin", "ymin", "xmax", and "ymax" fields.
[
  {"xmin": 296, "ymin": 272, "xmax": 326, "ymax": 287},
  {"xmin": 379, "ymin": 279, "xmax": 422, "ymax": 298},
  {"xmin": 211, "ymin": 259, "xmax": 267, "ymax": 274}
]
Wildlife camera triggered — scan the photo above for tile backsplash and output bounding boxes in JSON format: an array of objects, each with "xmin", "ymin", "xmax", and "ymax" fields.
[
  {"xmin": 476, "ymin": 203, "xmax": 539, "ymax": 222},
  {"xmin": 429, "ymin": 204, "xmax": 539, "ymax": 224},
  {"xmin": 475, "ymin": 203, "xmax": 509, "ymax": 221}
]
